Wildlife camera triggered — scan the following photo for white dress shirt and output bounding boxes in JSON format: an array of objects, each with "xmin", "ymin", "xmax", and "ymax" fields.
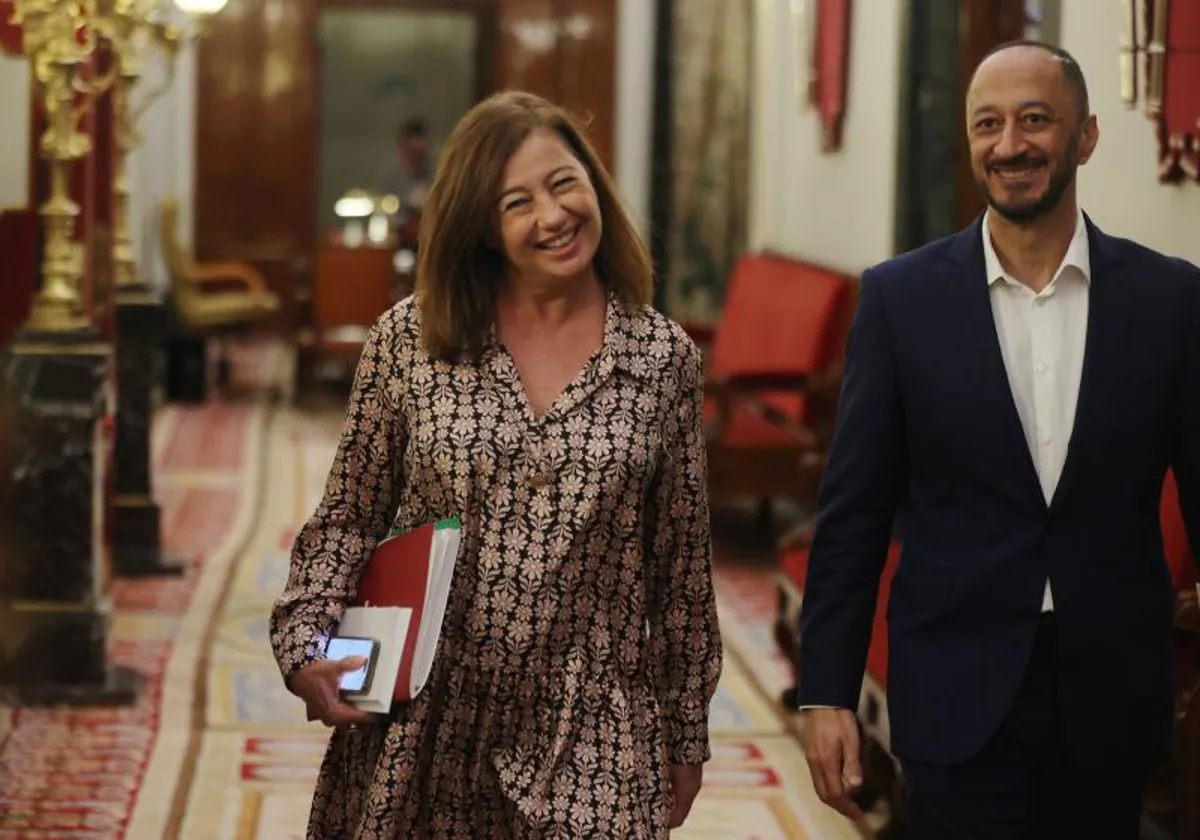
[{"xmin": 982, "ymin": 208, "xmax": 1091, "ymax": 612}]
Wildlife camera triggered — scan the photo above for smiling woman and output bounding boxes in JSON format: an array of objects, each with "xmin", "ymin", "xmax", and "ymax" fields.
[
  {"xmin": 416, "ymin": 91, "xmax": 653, "ymax": 361},
  {"xmin": 269, "ymin": 89, "xmax": 723, "ymax": 839}
]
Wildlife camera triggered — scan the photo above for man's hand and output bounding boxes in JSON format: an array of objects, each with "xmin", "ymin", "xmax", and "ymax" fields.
[
  {"xmin": 667, "ymin": 763, "xmax": 703, "ymax": 828},
  {"xmin": 802, "ymin": 707, "xmax": 865, "ymax": 822},
  {"xmin": 286, "ymin": 656, "xmax": 379, "ymax": 728}
]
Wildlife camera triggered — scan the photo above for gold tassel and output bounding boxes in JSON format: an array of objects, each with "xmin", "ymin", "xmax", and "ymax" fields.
[
  {"xmin": 1145, "ymin": 0, "xmax": 1170, "ymax": 119},
  {"xmin": 1119, "ymin": 0, "xmax": 1138, "ymax": 107}
]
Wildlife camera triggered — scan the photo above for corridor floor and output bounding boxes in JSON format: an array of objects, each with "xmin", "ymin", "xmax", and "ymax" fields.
[{"xmin": 0, "ymin": 392, "xmax": 861, "ymax": 840}]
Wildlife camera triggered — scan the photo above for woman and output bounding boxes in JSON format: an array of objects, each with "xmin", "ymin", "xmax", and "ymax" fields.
[{"xmin": 270, "ymin": 90, "xmax": 723, "ymax": 839}]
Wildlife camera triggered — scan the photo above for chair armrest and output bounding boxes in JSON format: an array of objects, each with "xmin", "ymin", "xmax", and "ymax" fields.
[
  {"xmin": 187, "ymin": 261, "xmax": 272, "ymax": 295},
  {"xmin": 681, "ymin": 322, "xmax": 717, "ymax": 347},
  {"xmin": 705, "ymin": 374, "xmax": 825, "ymax": 452},
  {"xmin": 708, "ymin": 371, "xmax": 813, "ymax": 392},
  {"xmin": 779, "ymin": 520, "xmax": 817, "ymax": 552},
  {"xmin": 1176, "ymin": 587, "xmax": 1200, "ymax": 636},
  {"xmin": 707, "ymin": 363, "xmax": 844, "ymax": 396}
]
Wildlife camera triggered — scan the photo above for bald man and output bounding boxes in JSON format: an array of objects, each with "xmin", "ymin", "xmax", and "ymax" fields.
[{"xmin": 796, "ymin": 40, "xmax": 1200, "ymax": 839}]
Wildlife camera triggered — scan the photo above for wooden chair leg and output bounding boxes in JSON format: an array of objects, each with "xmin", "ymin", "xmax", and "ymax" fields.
[
  {"xmin": 1178, "ymin": 678, "xmax": 1199, "ymax": 840},
  {"xmin": 216, "ymin": 354, "xmax": 233, "ymax": 389},
  {"xmin": 209, "ymin": 339, "xmax": 233, "ymax": 393}
]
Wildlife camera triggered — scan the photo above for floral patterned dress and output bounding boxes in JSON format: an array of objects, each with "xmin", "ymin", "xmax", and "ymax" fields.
[{"xmin": 270, "ymin": 295, "xmax": 723, "ymax": 839}]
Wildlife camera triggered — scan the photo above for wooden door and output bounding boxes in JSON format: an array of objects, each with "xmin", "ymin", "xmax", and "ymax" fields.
[
  {"xmin": 495, "ymin": 0, "xmax": 616, "ymax": 169},
  {"xmin": 952, "ymin": 0, "xmax": 1028, "ymax": 230},
  {"xmin": 556, "ymin": 0, "xmax": 616, "ymax": 168},
  {"xmin": 194, "ymin": 0, "xmax": 320, "ymax": 331},
  {"xmin": 897, "ymin": 0, "xmax": 1029, "ymax": 250}
]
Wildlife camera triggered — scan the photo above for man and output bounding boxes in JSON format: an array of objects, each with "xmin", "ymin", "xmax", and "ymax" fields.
[
  {"xmin": 378, "ymin": 117, "xmax": 433, "ymax": 227},
  {"xmin": 797, "ymin": 41, "xmax": 1200, "ymax": 839}
]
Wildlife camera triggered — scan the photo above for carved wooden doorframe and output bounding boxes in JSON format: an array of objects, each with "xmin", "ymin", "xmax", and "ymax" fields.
[{"xmin": 895, "ymin": 0, "xmax": 1060, "ymax": 252}]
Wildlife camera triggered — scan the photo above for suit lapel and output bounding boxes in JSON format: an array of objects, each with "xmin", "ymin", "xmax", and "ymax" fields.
[
  {"xmin": 1050, "ymin": 220, "xmax": 1132, "ymax": 509},
  {"xmin": 942, "ymin": 218, "xmax": 1046, "ymax": 505}
]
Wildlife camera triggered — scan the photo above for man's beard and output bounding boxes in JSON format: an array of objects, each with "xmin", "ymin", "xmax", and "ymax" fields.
[{"xmin": 975, "ymin": 147, "xmax": 1078, "ymax": 223}]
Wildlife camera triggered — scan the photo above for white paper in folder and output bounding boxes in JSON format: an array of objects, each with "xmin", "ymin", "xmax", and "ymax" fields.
[{"xmin": 335, "ymin": 606, "xmax": 412, "ymax": 713}]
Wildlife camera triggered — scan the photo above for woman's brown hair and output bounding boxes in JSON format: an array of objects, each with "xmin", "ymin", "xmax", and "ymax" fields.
[{"xmin": 415, "ymin": 90, "xmax": 653, "ymax": 360}]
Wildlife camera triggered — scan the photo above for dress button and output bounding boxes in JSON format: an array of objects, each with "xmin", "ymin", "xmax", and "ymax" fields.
[{"xmin": 527, "ymin": 472, "xmax": 549, "ymax": 488}]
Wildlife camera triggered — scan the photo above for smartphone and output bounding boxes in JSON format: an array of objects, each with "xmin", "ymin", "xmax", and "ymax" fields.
[{"xmin": 324, "ymin": 636, "xmax": 380, "ymax": 695}]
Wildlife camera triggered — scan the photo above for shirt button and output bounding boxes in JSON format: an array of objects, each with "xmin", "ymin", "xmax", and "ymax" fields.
[
  {"xmin": 527, "ymin": 472, "xmax": 550, "ymax": 488},
  {"xmin": 1035, "ymin": 361, "xmax": 1048, "ymax": 375}
]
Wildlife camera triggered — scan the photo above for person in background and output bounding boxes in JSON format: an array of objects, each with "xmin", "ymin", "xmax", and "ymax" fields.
[
  {"xmin": 797, "ymin": 40, "xmax": 1199, "ymax": 839},
  {"xmin": 378, "ymin": 117, "xmax": 433, "ymax": 236},
  {"xmin": 271, "ymin": 90, "xmax": 723, "ymax": 839}
]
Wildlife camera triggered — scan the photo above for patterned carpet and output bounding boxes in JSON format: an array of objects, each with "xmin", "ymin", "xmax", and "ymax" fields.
[
  {"xmin": 0, "ymin": 401, "xmax": 268, "ymax": 839},
  {"xmin": 0, "ymin": 373, "xmax": 861, "ymax": 838}
]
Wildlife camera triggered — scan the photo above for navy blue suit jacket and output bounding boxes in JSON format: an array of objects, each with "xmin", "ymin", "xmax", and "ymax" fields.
[{"xmin": 797, "ymin": 216, "xmax": 1200, "ymax": 772}]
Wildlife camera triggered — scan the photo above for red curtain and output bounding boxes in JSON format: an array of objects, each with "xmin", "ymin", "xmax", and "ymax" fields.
[
  {"xmin": 0, "ymin": 2, "xmax": 20, "ymax": 55},
  {"xmin": 1158, "ymin": 0, "xmax": 1200, "ymax": 182},
  {"xmin": 809, "ymin": 0, "xmax": 852, "ymax": 153}
]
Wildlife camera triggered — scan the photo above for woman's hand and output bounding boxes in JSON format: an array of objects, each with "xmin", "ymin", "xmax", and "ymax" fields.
[
  {"xmin": 667, "ymin": 763, "xmax": 703, "ymax": 828},
  {"xmin": 286, "ymin": 656, "xmax": 379, "ymax": 728}
]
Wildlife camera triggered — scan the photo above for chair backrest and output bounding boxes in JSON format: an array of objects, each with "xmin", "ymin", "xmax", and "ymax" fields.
[
  {"xmin": 313, "ymin": 245, "xmax": 395, "ymax": 335},
  {"xmin": 1162, "ymin": 469, "xmax": 1196, "ymax": 589},
  {"xmin": 708, "ymin": 253, "xmax": 855, "ymax": 380},
  {"xmin": 158, "ymin": 196, "xmax": 194, "ymax": 289}
]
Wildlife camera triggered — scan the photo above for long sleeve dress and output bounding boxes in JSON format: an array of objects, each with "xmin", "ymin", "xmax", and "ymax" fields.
[{"xmin": 269, "ymin": 295, "xmax": 723, "ymax": 839}]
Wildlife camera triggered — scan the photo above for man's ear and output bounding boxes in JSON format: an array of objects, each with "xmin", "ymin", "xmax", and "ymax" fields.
[{"xmin": 1078, "ymin": 114, "xmax": 1100, "ymax": 165}]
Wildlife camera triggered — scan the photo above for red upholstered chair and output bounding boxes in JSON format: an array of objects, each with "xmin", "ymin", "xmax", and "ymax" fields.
[
  {"xmin": 775, "ymin": 525, "xmax": 900, "ymax": 718},
  {"xmin": 1163, "ymin": 470, "xmax": 1196, "ymax": 592},
  {"xmin": 1147, "ymin": 470, "xmax": 1199, "ymax": 839},
  {"xmin": 775, "ymin": 525, "xmax": 905, "ymax": 831},
  {"xmin": 688, "ymin": 253, "xmax": 857, "ymax": 508}
]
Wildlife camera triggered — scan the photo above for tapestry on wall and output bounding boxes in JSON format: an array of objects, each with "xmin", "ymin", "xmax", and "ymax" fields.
[
  {"xmin": 1122, "ymin": 0, "xmax": 1200, "ymax": 182},
  {"xmin": 0, "ymin": 1, "xmax": 21, "ymax": 55},
  {"xmin": 665, "ymin": 0, "xmax": 752, "ymax": 327},
  {"xmin": 1158, "ymin": 0, "xmax": 1200, "ymax": 181}
]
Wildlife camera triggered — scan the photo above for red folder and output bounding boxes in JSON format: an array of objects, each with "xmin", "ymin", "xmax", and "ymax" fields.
[{"xmin": 352, "ymin": 522, "xmax": 436, "ymax": 702}]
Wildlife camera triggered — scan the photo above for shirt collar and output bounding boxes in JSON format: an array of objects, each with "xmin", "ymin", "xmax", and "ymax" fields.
[
  {"xmin": 479, "ymin": 291, "xmax": 654, "ymax": 380},
  {"xmin": 982, "ymin": 207, "xmax": 1090, "ymax": 287}
]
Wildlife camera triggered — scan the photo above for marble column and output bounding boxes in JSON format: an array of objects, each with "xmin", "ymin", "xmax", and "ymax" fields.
[
  {"xmin": 111, "ymin": 285, "xmax": 184, "ymax": 577},
  {"xmin": 0, "ymin": 332, "xmax": 139, "ymax": 705}
]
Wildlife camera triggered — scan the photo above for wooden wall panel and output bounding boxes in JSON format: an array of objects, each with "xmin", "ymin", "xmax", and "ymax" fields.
[
  {"xmin": 557, "ymin": 0, "xmax": 616, "ymax": 168},
  {"xmin": 495, "ymin": 0, "xmax": 615, "ymax": 168},
  {"xmin": 496, "ymin": 0, "xmax": 560, "ymax": 100},
  {"xmin": 194, "ymin": 0, "xmax": 319, "ymax": 329},
  {"xmin": 953, "ymin": 0, "xmax": 1027, "ymax": 229}
]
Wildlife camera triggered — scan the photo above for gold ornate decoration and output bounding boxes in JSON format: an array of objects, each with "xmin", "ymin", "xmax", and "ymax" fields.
[
  {"xmin": 90, "ymin": 0, "xmax": 224, "ymax": 291},
  {"xmin": 12, "ymin": 0, "xmax": 117, "ymax": 333},
  {"xmin": 92, "ymin": 0, "xmax": 181, "ymax": 291}
]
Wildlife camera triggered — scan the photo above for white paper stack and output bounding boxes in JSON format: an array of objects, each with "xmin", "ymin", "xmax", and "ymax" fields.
[{"xmin": 335, "ymin": 605, "xmax": 412, "ymax": 713}]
